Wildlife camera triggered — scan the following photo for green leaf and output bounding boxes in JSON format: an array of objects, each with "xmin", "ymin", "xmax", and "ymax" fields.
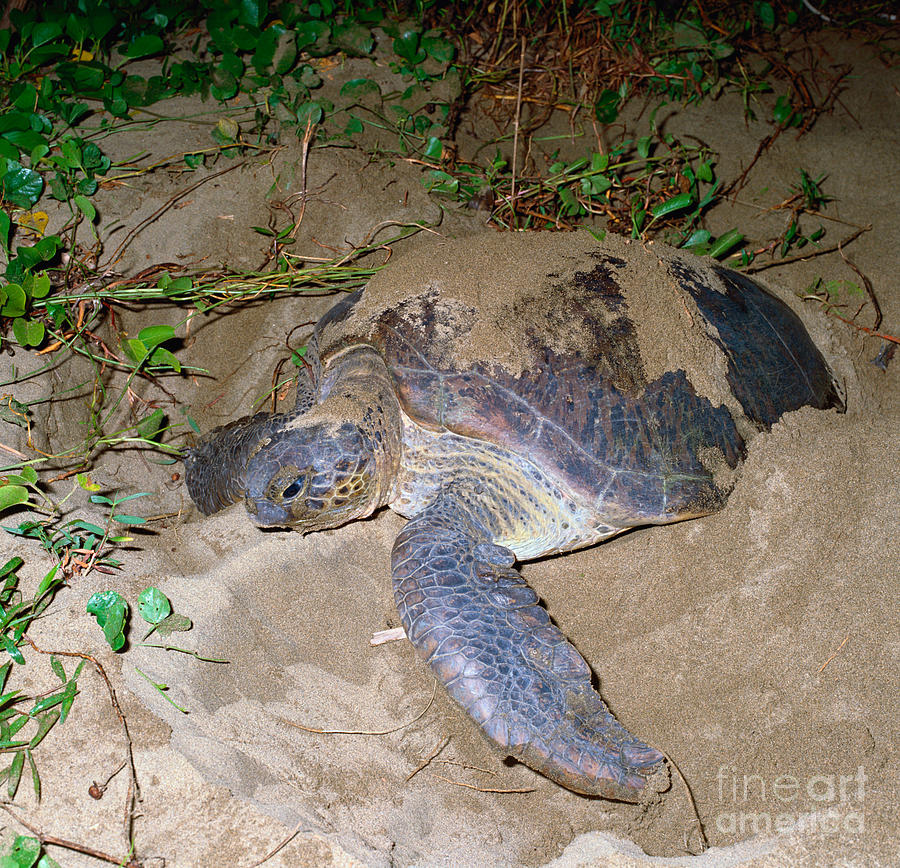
[
  {"xmin": 2, "ymin": 130, "xmax": 48, "ymax": 154},
  {"xmin": 683, "ymin": 228, "xmax": 712, "ymax": 248},
  {"xmin": 11, "ymin": 318, "xmax": 44, "ymax": 348},
  {"xmin": 0, "ymin": 558, "xmax": 22, "ymax": 580},
  {"xmin": 159, "ymin": 274, "xmax": 194, "ymax": 296},
  {"xmin": 155, "ymin": 613, "xmax": 192, "ymax": 636},
  {"xmin": 31, "ymin": 21, "xmax": 64, "ymax": 48},
  {"xmin": 298, "ymin": 65, "xmax": 321, "ymax": 88},
  {"xmin": 219, "ymin": 51, "xmax": 245, "ymax": 79},
  {"xmin": 295, "ymin": 20, "xmax": 329, "ymax": 52},
  {"xmin": 136, "ymin": 408, "xmax": 165, "ymax": 441},
  {"xmin": 115, "ymin": 492, "xmax": 151, "ymax": 504},
  {"xmin": 340, "ymin": 78, "xmax": 381, "ymax": 98},
  {"xmin": 757, "ymin": 2, "xmax": 775, "ymax": 30},
  {"xmin": 295, "ymin": 102, "xmax": 323, "ymax": 126},
  {"xmin": 36, "ymin": 564, "xmax": 59, "ymax": 598},
  {"xmin": 393, "ymin": 30, "xmax": 426, "ymax": 65},
  {"xmin": 29, "ymin": 273, "xmax": 50, "ymax": 299},
  {"xmin": 124, "ymin": 338, "xmax": 149, "ymax": 364},
  {"xmin": 0, "ymin": 158, "xmax": 44, "ymax": 208},
  {"xmin": 651, "ymin": 192, "xmax": 694, "ymax": 219},
  {"xmin": 0, "ymin": 486, "xmax": 28, "ymax": 513},
  {"xmin": 50, "ymin": 655, "xmax": 66, "ymax": 683},
  {"xmin": 59, "ymin": 681, "xmax": 77, "ymax": 724},
  {"xmin": 122, "ymin": 35, "xmax": 164, "ymax": 59},
  {"xmin": 1, "ymin": 833, "xmax": 40, "ymax": 866},
  {"xmin": 423, "ymin": 169, "xmax": 458, "ymax": 195},
  {"xmin": 148, "ymin": 346, "xmax": 181, "ymax": 372},
  {"xmin": 239, "ymin": 0, "xmax": 267, "ymax": 28},
  {"xmin": 594, "ymin": 89, "xmax": 620, "ymax": 125},
  {"xmin": 581, "ymin": 174, "xmax": 611, "ymax": 196},
  {"xmin": 344, "ymin": 116, "xmax": 364, "ymax": 136},
  {"xmin": 113, "ymin": 514, "xmax": 146, "ymax": 525},
  {"xmin": 73, "ymin": 194, "xmax": 96, "ymax": 223},
  {"xmin": 7, "ymin": 751, "xmax": 23, "ymax": 798},
  {"xmin": 86, "ymin": 591, "xmax": 128, "ymax": 652},
  {"xmin": 137, "ymin": 324, "xmax": 175, "ymax": 350},
  {"xmin": 28, "ymin": 711, "xmax": 58, "ymax": 748},
  {"xmin": 0, "ymin": 113, "xmax": 30, "ymax": 135},
  {"xmin": 138, "ymin": 587, "xmax": 171, "ymax": 625},
  {"xmin": 210, "ymin": 66, "xmax": 239, "ymax": 102},
  {"xmin": 333, "ymin": 22, "xmax": 374, "ymax": 56},
  {"xmin": 27, "ymin": 749, "xmax": 39, "ymax": 801},
  {"xmin": 0, "ymin": 398, "xmax": 29, "ymax": 429},
  {"xmin": 772, "ymin": 95, "xmax": 797, "ymax": 127},
  {"xmin": 0, "ymin": 211, "xmax": 10, "ymax": 252},
  {"xmin": 709, "ymin": 229, "xmax": 744, "ymax": 259},
  {"xmin": 67, "ymin": 518, "xmax": 105, "ymax": 536},
  {"xmin": 423, "ymin": 137, "xmax": 443, "ymax": 161},
  {"xmin": 251, "ymin": 27, "xmax": 276, "ymax": 71},
  {"xmin": 0, "ymin": 635, "xmax": 24, "ymax": 665},
  {"xmin": 421, "ymin": 35, "xmax": 454, "ymax": 63},
  {"xmin": 30, "ymin": 690, "xmax": 66, "ymax": 714}
]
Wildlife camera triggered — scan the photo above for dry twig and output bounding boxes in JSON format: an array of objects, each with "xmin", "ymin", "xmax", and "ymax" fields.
[
  {"xmin": 24, "ymin": 638, "xmax": 141, "ymax": 852},
  {"xmin": 0, "ymin": 804, "xmax": 141, "ymax": 867},
  {"xmin": 280, "ymin": 680, "xmax": 436, "ymax": 736}
]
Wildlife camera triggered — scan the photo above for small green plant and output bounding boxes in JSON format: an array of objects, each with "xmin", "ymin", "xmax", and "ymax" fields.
[
  {"xmin": 87, "ymin": 585, "xmax": 196, "ymax": 654},
  {"xmin": 0, "ymin": 556, "xmax": 74, "ymax": 802},
  {"xmin": 88, "ymin": 584, "xmax": 223, "ymax": 714},
  {"xmin": 777, "ymin": 169, "xmax": 828, "ymax": 258},
  {"xmin": 1, "ymin": 475, "xmax": 150, "ymax": 577},
  {"xmin": 802, "ymin": 276, "xmax": 865, "ymax": 315}
]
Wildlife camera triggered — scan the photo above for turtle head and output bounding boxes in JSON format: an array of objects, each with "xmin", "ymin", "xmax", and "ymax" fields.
[{"xmin": 243, "ymin": 420, "xmax": 382, "ymax": 531}]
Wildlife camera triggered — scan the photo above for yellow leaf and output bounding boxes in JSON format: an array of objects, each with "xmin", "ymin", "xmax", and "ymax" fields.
[
  {"xmin": 16, "ymin": 211, "xmax": 49, "ymax": 235},
  {"xmin": 72, "ymin": 49, "xmax": 95, "ymax": 62}
]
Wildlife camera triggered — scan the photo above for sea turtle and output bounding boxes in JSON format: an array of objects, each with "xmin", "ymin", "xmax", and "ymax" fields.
[{"xmin": 184, "ymin": 232, "xmax": 842, "ymax": 803}]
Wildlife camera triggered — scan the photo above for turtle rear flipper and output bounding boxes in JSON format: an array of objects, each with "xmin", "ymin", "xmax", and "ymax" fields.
[{"xmin": 392, "ymin": 490, "xmax": 670, "ymax": 802}]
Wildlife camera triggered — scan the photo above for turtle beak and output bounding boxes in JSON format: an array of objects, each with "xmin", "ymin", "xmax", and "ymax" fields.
[{"xmin": 246, "ymin": 497, "xmax": 292, "ymax": 528}]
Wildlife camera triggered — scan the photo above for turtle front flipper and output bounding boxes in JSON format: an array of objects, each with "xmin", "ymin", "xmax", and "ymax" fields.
[
  {"xmin": 391, "ymin": 492, "xmax": 670, "ymax": 802},
  {"xmin": 185, "ymin": 411, "xmax": 286, "ymax": 515}
]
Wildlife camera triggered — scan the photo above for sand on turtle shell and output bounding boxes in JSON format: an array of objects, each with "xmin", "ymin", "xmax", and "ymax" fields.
[{"xmin": 325, "ymin": 231, "xmax": 739, "ymax": 417}]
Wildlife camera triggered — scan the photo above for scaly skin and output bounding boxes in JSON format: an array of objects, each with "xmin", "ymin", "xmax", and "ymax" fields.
[
  {"xmin": 392, "ymin": 488, "xmax": 669, "ymax": 802},
  {"xmin": 184, "ymin": 365, "xmax": 318, "ymax": 515},
  {"xmin": 184, "ymin": 410, "xmax": 287, "ymax": 515}
]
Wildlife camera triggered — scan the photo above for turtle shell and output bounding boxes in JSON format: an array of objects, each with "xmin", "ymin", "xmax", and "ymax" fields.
[{"xmin": 314, "ymin": 232, "xmax": 842, "ymax": 525}]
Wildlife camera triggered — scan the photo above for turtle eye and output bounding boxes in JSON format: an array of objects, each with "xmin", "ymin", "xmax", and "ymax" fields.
[{"xmin": 281, "ymin": 474, "xmax": 308, "ymax": 501}]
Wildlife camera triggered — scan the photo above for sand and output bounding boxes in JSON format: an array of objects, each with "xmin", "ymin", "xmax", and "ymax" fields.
[{"xmin": 0, "ymin": 29, "xmax": 896, "ymax": 868}]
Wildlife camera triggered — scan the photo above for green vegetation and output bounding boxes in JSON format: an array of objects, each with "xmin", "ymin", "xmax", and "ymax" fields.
[
  {"xmin": 0, "ymin": 0, "xmax": 888, "ymax": 860},
  {"xmin": 0, "ymin": 555, "xmax": 72, "ymax": 802}
]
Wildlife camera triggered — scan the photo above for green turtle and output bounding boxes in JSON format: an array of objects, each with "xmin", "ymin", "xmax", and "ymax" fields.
[{"xmin": 184, "ymin": 232, "xmax": 842, "ymax": 803}]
